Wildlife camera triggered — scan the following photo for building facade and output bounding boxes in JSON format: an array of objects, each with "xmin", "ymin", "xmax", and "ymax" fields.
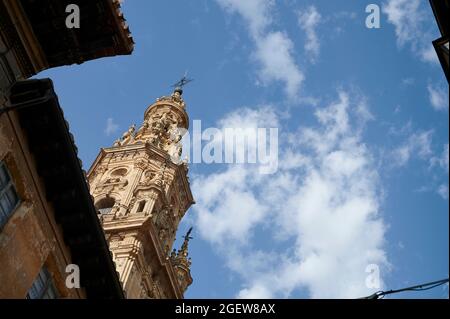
[
  {"xmin": 0, "ymin": 0, "xmax": 133, "ymax": 298},
  {"xmin": 87, "ymin": 87, "xmax": 195, "ymax": 298},
  {"xmin": 0, "ymin": 79, "xmax": 127, "ymax": 298},
  {"xmin": 0, "ymin": 80, "xmax": 86, "ymax": 298}
]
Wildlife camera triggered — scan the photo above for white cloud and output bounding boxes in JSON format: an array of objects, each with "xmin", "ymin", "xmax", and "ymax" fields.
[
  {"xmin": 216, "ymin": 0, "xmax": 273, "ymax": 38},
  {"xmin": 104, "ymin": 117, "xmax": 119, "ymax": 136},
  {"xmin": 420, "ymin": 45, "xmax": 439, "ymax": 63},
  {"xmin": 438, "ymin": 184, "xmax": 449, "ymax": 200},
  {"xmin": 427, "ymin": 83, "xmax": 449, "ymax": 111},
  {"xmin": 194, "ymin": 106, "xmax": 278, "ymax": 244},
  {"xmin": 382, "ymin": 0, "xmax": 438, "ymax": 63},
  {"xmin": 194, "ymin": 166, "xmax": 267, "ymax": 244},
  {"xmin": 393, "ymin": 137, "xmax": 448, "ymax": 200},
  {"xmin": 391, "ymin": 131, "xmax": 433, "ymax": 167},
  {"xmin": 401, "ymin": 77, "xmax": 415, "ymax": 87},
  {"xmin": 215, "ymin": 0, "xmax": 304, "ymax": 99},
  {"xmin": 433, "ymin": 144, "xmax": 449, "ymax": 200},
  {"xmin": 297, "ymin": 6, "xmax": 321, "ymax": 63},
  {"xmin": 432, "ymin": 144, "xmax": 450, "ymax": 173},
  {"xmin": 383, "ymin": 0, "xmax": 422, "ymax": 46},
  {"xmin": 253, "ymin": 32, "xmax": 304, "ymax": 98},
  {"xmin": 192, "ymin": 90, "xmax": 388, "ymax": 298},
  {"xmin": 237, "ymin": 283, "xmax": 273, "ymax": 299}
]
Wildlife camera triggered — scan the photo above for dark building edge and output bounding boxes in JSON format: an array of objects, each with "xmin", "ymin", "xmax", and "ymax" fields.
[
  {"xmin": 429, "ymin": 0, "xmax": 449, "ymax": 83},
  {"xmin": 9, "ymin": 78, "xmax": 124, "ymax": 299}
]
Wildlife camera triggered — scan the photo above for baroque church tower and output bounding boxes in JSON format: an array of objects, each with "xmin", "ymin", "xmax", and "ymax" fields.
[{"xmin": 87, "ymin": 85, "xmax": 195, "ymax": 298}]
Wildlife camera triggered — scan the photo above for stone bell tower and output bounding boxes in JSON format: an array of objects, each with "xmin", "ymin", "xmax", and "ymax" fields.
[{"xmin": 87, "ymin": 84, "xmax": 195, "ymax": 298}]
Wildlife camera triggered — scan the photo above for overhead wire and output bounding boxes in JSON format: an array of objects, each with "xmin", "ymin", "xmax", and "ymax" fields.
[{"xmin": 360, "ymin": 278, "xmax": 449, "ymax": 299}]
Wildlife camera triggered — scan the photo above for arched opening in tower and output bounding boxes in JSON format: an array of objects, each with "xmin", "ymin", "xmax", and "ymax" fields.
[{"xmin": 95, "ymin": 197, "xmax": 116, "ymax": 215}]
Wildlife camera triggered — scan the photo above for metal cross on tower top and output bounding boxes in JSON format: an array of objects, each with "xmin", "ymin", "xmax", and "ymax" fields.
[
  {"xmin": 172, "ymin": 71, "xmax": 193, "ymax": 93},
  {"xmin": 179, "ymin": 227, "xmax": 193, "ymax": 256},
  {"xmin": 183, "ymin": 227, "xmax": 193, "ymax": 241}
]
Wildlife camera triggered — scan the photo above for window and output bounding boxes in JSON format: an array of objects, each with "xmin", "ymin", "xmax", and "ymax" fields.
[
  {"xmin": 26, "ymin": 267, "xmax": 58, "ymax": 299},
  {"xmin": 95, "ymin": 197, "xmax": 115, "ymax": 215},
  {"xmin": 0, "ymin": 162, "xmax": 20, "ymax": 229},
  {"xmin": 137, "ymin": 200, "xmax": 146, "ymax": 213}
]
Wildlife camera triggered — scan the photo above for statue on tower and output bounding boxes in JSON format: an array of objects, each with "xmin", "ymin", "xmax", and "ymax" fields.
[
  {"xmin": 121, "ymin": 124, "xmax": 136, "ymax": 144},
  {"xmin": 114, "ymin": 124, "xmax": 136, "ymax": 146}
]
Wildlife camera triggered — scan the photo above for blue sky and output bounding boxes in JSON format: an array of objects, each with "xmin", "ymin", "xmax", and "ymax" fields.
[{"xmin": 37, "ymin": 0, "xmax": 448, "ymax": 298}]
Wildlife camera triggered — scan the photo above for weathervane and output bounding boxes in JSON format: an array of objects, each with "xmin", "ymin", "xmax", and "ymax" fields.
[{"xmin": 172, "ymin": 71, "xmax": 193, "ymax": 93}]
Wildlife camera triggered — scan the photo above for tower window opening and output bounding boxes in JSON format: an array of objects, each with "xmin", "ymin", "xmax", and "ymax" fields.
[
  {"xmin": 137, "ymin": 200, "xmax": 146, "ymax": 213},
  {"xmin": 95, "ymin": 197, "xmax": 115, "ymax": 215}
]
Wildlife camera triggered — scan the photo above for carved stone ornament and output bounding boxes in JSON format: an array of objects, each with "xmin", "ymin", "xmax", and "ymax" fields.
[{"xmin": 134, "ymin": 158, "xmax": 148, "ymax": 170}]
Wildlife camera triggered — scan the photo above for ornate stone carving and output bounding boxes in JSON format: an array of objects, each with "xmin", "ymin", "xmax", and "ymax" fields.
[
  {"xmin": 114, "ymin": 124, "xmax": 136, "ymax": 146},
  {"xmin": 139, "ymin": 281, "xmax": 148, "ymax": 298},
  {"xmin": 135, "ymin": 121, "xmax": 149, "ymax": 139},
  {"xmin": 93, "ymin": 165, "xmax": 107, "ymax": 178},
  {"xmin": 134, "ymin": 158, "xmax": 148, "ymax": 171},
  {"xmin": 140, "ymin": 170, "xmax": 156, "ymax": 186},
  {"xmin": 156, "ymin": 90, "xmax": 186, "ymax": 109},
  {"xmin": 168, "ymin": 133, "xmax": 183, "ymax": 162},
  {"xmin": 143, "ymin": 165, "xmax": 166, "ymax": 188},
  {"xmin": 151, "ymin": 280, "xmax": 161, "ymax": 299},
  {"xmin": 95, "ymin": 176, "xmax": 128, "ymax": 193}
]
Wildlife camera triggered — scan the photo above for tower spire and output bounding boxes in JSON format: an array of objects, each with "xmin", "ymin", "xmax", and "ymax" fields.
[{"xmin": 170, "ymin": 227, "xmax": 194, "ymax": 293}]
